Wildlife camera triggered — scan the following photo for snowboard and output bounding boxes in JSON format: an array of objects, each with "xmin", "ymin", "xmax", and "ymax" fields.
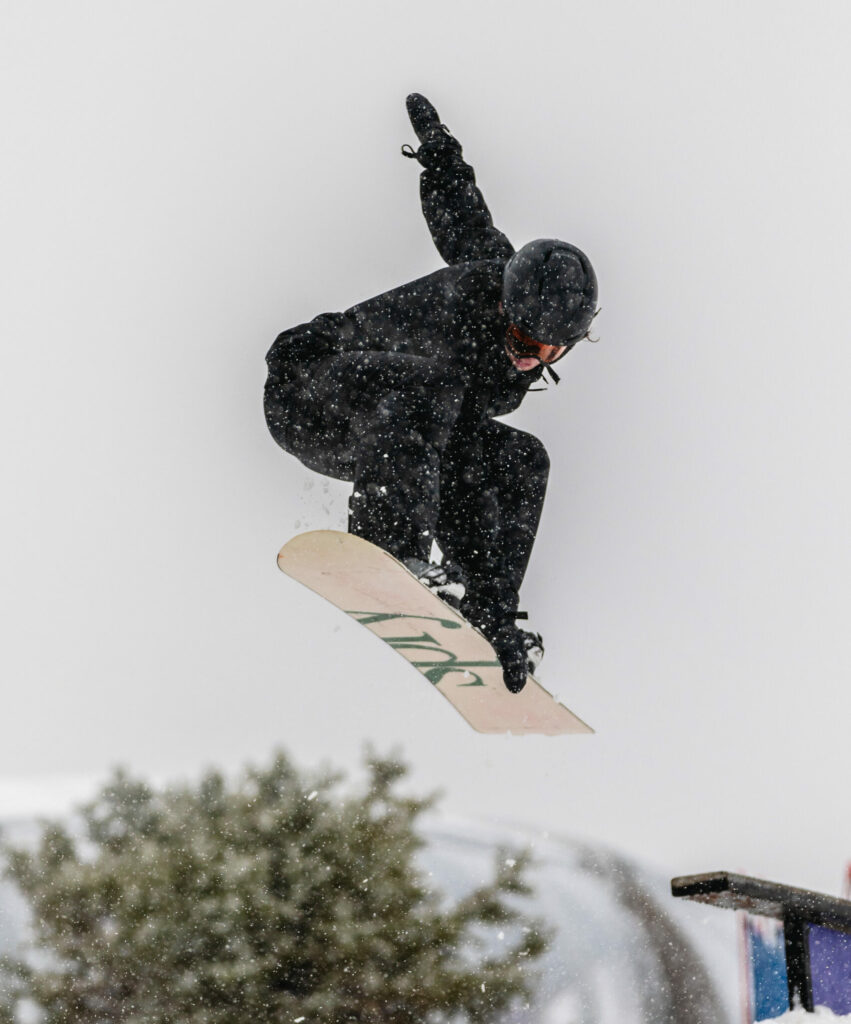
[{"xmin": 277, "ymin": 530, "xmax": 593, "ymax": 736}]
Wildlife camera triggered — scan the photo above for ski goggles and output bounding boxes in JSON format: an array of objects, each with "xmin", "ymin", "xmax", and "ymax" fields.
[{"xmin": 505, "ymin": 323, "xmax": 570, "ymax": 365}]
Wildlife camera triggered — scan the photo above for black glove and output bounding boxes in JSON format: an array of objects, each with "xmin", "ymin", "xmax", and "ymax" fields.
[
  {"xmin": 402, "ymin": 92, "xmax": 462, "ymax": 170},
  {"xmin": 406, "ymin": 93, "xmax": 442, "ymax": 142}
]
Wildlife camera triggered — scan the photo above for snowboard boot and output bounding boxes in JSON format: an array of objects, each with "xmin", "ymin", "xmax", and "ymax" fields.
[
  {"xmin": 461, "ymin": 584, "xmax": 541, "ymax": 694},
  {"xmin": 488, "ymin": 624, "xmax": 531, "ymax": 694},
  {"xmin": 402, "ymin": 558, "xmax": 467, "ymax": 610}
]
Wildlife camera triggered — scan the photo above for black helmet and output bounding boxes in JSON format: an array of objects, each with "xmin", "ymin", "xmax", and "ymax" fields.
[{"xmin": 502, "ymin": 239, "xmax": 598, "ymax": 347}]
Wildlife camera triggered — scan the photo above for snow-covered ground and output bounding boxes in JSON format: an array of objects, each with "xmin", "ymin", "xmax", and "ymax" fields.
[{"xmin": 779, "ymin": 1012, "xmax": 851, "ymax": 1022}]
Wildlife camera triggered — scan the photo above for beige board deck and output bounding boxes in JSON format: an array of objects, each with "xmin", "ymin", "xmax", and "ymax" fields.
[{"xmin": 277, "ymin": 530, "xmax": 592, "ymax": 736}]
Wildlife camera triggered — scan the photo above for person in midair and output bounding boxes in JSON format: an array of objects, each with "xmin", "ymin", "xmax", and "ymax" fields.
[{"xmin": 265, "ymin": 94, "xmax": 599, "ymax": 692}]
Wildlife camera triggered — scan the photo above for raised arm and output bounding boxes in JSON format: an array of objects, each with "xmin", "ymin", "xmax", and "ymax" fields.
[{"xmin": 402, "ymin": 93, "xmax": 514, "ymax": 266}]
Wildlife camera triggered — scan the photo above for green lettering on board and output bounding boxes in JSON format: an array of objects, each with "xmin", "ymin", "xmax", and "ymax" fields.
[{"xmin": 347, "ymin": 611, "xmax": 500, "ymax": 687}]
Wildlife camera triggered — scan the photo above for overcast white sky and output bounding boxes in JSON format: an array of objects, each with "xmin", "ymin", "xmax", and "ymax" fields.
[{"xmin": 2, "ymin": 1, "xmax": 851, "ymax": 897}]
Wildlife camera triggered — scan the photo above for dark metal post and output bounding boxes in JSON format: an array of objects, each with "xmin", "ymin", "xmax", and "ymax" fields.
[{"xmin": 783, "ymin": 915, "xmax": 813, "ymax": 1013}]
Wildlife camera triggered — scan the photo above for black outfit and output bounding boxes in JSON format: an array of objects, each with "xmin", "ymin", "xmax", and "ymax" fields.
[{"xmin": 264, "ymin": 120, "xmax": 556, "ymax": 633}]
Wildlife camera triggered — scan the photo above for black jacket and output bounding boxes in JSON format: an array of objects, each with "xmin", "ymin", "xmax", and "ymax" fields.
[{"xmin": 266, "ymin": 134, "xmax": 548, "ymax": 428}]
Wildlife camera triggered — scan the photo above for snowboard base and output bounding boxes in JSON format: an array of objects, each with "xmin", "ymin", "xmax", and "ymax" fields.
[{"xmin": 277, "ymin": 531, "xmax": 593, "ymax": 736}]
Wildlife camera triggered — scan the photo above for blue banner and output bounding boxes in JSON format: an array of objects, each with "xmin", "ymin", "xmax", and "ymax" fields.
[{"xmin": 744, "ymin": 915, "xmax": 789, "ymax": 1021}]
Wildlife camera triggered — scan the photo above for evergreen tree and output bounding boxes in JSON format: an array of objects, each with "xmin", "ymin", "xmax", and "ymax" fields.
[
  {"xmin": 2, "ymin": 751, "xmax": 548, "ymax": 1023},
  {"xmin": 0, "ymin": 958, "xmax": 19, "ymax": 1024}
]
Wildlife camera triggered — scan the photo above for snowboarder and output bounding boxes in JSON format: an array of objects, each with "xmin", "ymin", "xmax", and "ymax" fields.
[{"xmin": 265, "ymin": 93, "xmax": 599, "ymax": 693}]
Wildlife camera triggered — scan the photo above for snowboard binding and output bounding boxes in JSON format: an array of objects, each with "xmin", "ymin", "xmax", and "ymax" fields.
[{"xmin": 402, "ymin": 557, "xmax": 467, "ymax": 610}]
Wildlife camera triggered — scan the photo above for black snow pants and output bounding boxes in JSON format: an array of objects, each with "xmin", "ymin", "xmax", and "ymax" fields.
[{"xmin": 264, "ymin": 348, "xmax": 549, "ymax": 622}]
